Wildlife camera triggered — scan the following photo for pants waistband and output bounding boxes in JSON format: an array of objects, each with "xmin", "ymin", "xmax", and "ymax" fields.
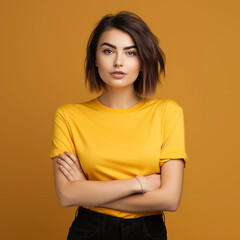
[{"xmin": 75, "ymin": 206, "xmax": 165, "ymax": 224}]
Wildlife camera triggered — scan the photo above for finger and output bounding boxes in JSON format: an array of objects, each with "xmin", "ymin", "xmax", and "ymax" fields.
[
  {"xmin": 61, "ymin": 152, "xmax": 83, "ymax": 174},
  {"xmin": 59, "ymin": 165, "xmax": 75, "ymax": 181},
  {"xmin": 64, "ymin": 151, "xmax": 81, "ymax": 168},
  {"xmin": 58, "ymin": 159, "xmax": 83, "ymax": 181},
  {"xmin": 57, "ymin": 156, "xmax": 78, "ymax": 178},
  {"xmin": 58, "ymin": 153, "xmax": 77, "ymax": 169}
]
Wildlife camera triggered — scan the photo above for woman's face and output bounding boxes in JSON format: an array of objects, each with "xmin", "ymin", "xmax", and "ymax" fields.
[{"xmin": 95, "ymin": 28, "xmax": 141, "ymax": 90}]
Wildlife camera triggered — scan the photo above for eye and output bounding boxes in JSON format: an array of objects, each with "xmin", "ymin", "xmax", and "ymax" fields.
[
  {"xmin": 103, "ymin": 49, "xmax": 114, "ymax": 54},
  {"xmin": 126, "ymin": 51, "xmax": 137, "ymax": 56}
]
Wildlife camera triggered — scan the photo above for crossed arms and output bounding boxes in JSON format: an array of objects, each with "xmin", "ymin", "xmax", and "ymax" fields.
[{"xmin": 52, "ymin": 152, "xmax": 185, "ymax": 212}]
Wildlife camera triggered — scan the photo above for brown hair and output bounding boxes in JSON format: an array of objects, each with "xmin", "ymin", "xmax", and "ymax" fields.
[{"xmin": 84, "ymin": 11, "xmax": 166, "ymax": 97}]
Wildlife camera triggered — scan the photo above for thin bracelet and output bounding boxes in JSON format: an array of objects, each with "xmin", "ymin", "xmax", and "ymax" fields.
[{"xmin": 135, "ymin": 176, "xmax": 144, "ymax": 193}]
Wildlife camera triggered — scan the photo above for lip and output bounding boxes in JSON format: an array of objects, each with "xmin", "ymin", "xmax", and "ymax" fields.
[
  {"xmin": 110, "ymin": 71, "xmax": 127, "ymax": 79},
  {"xmin": 111, "ymin": 71, "xmax": 127, "ymax": 75}
]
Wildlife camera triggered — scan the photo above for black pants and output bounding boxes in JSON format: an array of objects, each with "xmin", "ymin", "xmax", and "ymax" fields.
[{"xmin": 67, "ymin": 206, "xmax": 167, "ymax": 240}]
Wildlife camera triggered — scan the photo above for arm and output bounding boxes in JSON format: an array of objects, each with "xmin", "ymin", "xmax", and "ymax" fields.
[
  {"xmin": 99, "ymin": 159, "xmax": 185, "ymax": 212},
  {"xmin": 52, "ymin": 156, "xmax": 142, "ymax": 207}
]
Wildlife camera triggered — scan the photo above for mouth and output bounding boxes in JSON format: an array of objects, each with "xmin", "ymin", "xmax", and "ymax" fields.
[
  {"xmin": 110, "ymin": 71, "xmax": 127, "ymax": 79},
  {"xmin": 111, "ymin": 71, "xmax": 127, "ymax": 75}
]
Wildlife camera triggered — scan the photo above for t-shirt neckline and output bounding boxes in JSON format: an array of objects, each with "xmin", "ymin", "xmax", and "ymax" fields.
[{"xmin": 93, "ymin": 97, "xmax": 148, "ymax": 114}]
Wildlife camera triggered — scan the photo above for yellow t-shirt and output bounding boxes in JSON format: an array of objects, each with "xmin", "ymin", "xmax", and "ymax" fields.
[{"xmin": 50, "ymin": 97, "xmax": 188, "ymax": 218}]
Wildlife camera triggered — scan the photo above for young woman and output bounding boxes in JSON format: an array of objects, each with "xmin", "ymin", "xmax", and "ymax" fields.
[{"xmin": 50, "ymin": 11, "xmax": 188, "ymax": 240}]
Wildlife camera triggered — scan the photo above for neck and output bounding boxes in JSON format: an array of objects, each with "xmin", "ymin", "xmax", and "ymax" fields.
[{"xmin": 98, "ymin": 89, "xmax": 142, "ymax": 109}]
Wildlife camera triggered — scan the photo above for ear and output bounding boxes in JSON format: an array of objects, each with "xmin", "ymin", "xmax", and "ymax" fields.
[{"xmin": 95, "ymin": 59, "xmax": 98, "ymax": 67}]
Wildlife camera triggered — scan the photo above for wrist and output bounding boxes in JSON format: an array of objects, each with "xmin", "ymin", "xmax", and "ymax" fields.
[{"xmin": 134, "ymin": 176, "xmax": 144, "ymax": 194}]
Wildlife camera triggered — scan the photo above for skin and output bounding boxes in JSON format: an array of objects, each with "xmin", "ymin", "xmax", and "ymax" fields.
[
  {"xmin": 53, "ymin": 28, "xmax": 185, "ymax": 212},
  {"xmin": 95, "ymin": 28, "xmax": 143, "ymax": 108},
  {"xmin": 57, "ymin": 152, "xmax": 185, "ymax": 212}
]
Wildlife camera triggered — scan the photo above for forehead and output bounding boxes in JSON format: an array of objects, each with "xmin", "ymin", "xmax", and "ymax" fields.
[{"xmin": 98, "ymin": 28, "xmax": 135, "ymax": 48}]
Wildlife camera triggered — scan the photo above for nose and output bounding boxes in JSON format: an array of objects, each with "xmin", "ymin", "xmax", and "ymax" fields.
[{"xmin": 114, "ymin": 53, "xmax": 123, "ymax": 67}]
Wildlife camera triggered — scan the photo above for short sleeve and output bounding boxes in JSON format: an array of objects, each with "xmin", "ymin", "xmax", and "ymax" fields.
[
  {"xmin": 159, "ymin": 101, "xmax": 189, "ymax": 168},
  {"xmin": 49, "ymin": 105, "xmax": 76, "ymax": 159}
]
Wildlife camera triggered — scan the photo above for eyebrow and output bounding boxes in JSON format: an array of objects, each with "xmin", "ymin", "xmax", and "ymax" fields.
[{"xmin": 100, "ymin": 42, "xmax": 137, "ymax": 50}]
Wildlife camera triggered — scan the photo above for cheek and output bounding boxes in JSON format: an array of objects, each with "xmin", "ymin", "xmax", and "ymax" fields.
[
  {"xmin": 96, "ymin": 58, "xmax": 110, "ymax": 79},
  {"xmin": 128, "ymin": 60, "xmax": 141, "ymax": 72},
  {"xmin": 97, "ymin": 56, "xmax": 112, "ymax": 70}
]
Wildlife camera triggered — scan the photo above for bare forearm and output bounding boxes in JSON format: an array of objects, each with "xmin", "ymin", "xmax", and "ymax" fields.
[
  {"xmin": 99, "ymin": 160, "xmax": 185, "ymax": 213},
  {"xmin": 61, "ymin": 178, "xmax": 141, "ymax": 207},
  {"xmin": 99, "ymin": 187, "xmax": 178, "ymax": 212}
]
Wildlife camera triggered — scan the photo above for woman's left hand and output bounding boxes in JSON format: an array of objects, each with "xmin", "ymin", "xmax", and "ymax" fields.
[{"xmin": 57, "ymin": 151, "xmax": 87, "ymax": 181}]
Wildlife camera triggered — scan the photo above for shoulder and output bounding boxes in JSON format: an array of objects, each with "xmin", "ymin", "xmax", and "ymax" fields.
[
  {"xmin": 160, "ymin": 99, "xmax": 185, "ymax": 124},
  {"xmin": 149, "ymin": 99, "xmax": 184, "ymax": 122},
  {"xmin": 164, "ymin": 99, "xmax": 183, "ymax": 111},
  {"xmin": 52, "ymin": 103, "xmax": 78, "ymax": 120},
  {"xmin": 147, "ymin": 98, "xmax": 182, "ymax": 110},
  {"xmin": 58, "ymin": 103, "xmax": 74, "ymax": 112},
  {"xmin": 53, "ymin": 99, "xmax": 95, "ymax": 117},
  {"xmin": 53, "ymin": 103, "xmax": 72, "ymax": 114}
]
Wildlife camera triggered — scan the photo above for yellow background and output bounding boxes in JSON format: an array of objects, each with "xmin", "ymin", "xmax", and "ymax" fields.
[{"xmin": 1, "ymin": 0, "xmax": 239, "ymax": 239}]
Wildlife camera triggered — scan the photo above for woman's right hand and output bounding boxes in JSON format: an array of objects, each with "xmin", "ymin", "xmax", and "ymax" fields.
[{"xmin": 137, "ymin": 174, "xmax": 161, "ymax": 193}]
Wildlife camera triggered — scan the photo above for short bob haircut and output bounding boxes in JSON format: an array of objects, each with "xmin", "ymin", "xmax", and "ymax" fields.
[{"xmin": 85, "ymin": 11, "xmax": 166, "ymax": 97}]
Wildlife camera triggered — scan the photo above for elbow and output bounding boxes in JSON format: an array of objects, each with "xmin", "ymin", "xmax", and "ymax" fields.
[
  {"xmin": 168, "ymin": 203, "xmax": 179, "ymax": 212},
  {"xmin": 58, "ymin": 195, "xmax": 69, "ymax": 208},
  {"xmin": 167, "ymin": 199, "xmax": 181, "ymax": 212},
  {"xmin": 56, "ymin": 190, "xmax": 73, "ymax": 208},
  {"xmin": 59, "ymin": 198, "xmax": 70, "ymax": 208},
  {"xmin": 161, "ymin": 188, "xmax": 182, "ymax": 212}
]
